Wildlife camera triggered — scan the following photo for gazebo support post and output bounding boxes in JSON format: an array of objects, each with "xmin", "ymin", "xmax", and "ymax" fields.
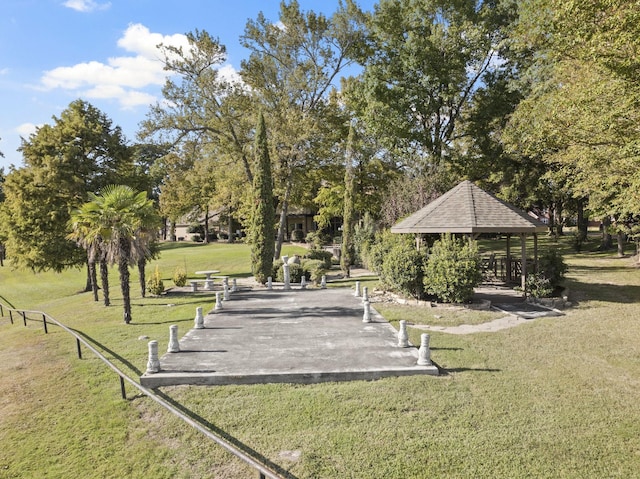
[
  {"xmin": 534, "ymin": 233, "xmax": 539, "ymax": 273},
  {"xmin": 506, "ymin": 234, "xmax": 512, "ymax": 281},
  {"xmin": 520, "ymin": 233, "xmax": 527, "ymax": 293}
]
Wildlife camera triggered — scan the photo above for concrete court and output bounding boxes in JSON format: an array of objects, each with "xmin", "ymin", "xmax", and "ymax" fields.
[{"xmin": 140, "ymin": 286, "xmax": 438, "ymax": 388}]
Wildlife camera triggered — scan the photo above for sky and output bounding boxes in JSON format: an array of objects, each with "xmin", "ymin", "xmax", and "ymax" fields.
[{"xmin": 0, "ymin": 0, "xmax": 377, "ymax": 171}]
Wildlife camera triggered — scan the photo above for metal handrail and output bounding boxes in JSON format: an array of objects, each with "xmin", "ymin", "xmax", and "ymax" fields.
[{"xmin": 0, "ymin": 302, "xmax": 285, "ymax": 479}]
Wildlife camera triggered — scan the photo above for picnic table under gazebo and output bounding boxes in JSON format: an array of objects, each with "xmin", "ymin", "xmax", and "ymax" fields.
[{"xmin": 390, "ymin": 180, "xmax": 549, "ymax": 290}]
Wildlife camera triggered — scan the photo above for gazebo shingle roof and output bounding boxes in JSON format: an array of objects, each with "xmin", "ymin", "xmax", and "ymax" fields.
[{"xmin": 390, "ymin": 180, "xmax": 548, "ymax": 234}]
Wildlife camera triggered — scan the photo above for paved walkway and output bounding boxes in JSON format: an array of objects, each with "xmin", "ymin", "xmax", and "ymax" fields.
[{"xmin": 140, "ymin": 287, "xmax": 438, "ymax": 388}]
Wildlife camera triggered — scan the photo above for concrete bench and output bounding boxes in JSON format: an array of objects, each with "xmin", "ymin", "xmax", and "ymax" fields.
[{"xmin": 189, "ymin": 279, "xmax": 215, "ymax": 292}]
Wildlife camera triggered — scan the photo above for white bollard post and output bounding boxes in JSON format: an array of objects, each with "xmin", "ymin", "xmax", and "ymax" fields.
[
  {"xmin": 398, "ymin": 320, "xmax": 409, "ymax": 348},
  {"xmin": 223, "ymin": 277, "xmax": 229, "ymax": 289},
  {"xmin": 283, "ymin": 262, "xmax": 291, "ymax": 290},
  {"xmin": 362, "ymin": 286, "xmax": 369, "ymax": 302},
  {"xmin": 300, "ymin": 276, "xmax": 307, "ymax": 289},
  {"xmin": 231, "ymin": 278, "xmax": 238, "ymax": 292},
  {"xmin": 146, "ymin": 340, "xmax": 160, "ymax": 373},
  {"xmin": 267, "ymin": 276, "xmax": 273, "ymax": 290},
  {"xmin": 223, "ymin": 283, "xmax": 230, "ymax": 301},
  {"xmin": 362, "ymin": 299, "xmax": 371, "ymax": 323},
  {"xmin": 215, "ymin": 291, "xmax": 223, "ymax": 311},
  {"xmin": 354, "ymin": 280, "xmax": 361, "ymax": 297},
  {"xmin": 194, "ymin": 306, "xmax": 204, "ymax": 329},
  {"xmin": 168, "ymin": 325, "xmax": 180, "ymax": 353},
  {"xmin": 417, "ymin": 333, "xmax": 432, "ymax": 366},
  {"xmin": 320, "ymin": 275, "xmax": 327, "ymax": 289}
]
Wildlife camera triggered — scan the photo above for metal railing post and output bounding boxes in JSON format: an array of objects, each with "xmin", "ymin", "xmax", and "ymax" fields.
[
  {"xmin": 120, "ymin": 376, "xmax": 126, "ymax": 400},
  {"xmin": 22, "ymin": 311, "xmax": 27, "ymax": 326},
  {"xmin": 76, "ymin": 338, "xmax": 82, "ymax": 359},
  {"xmin": 42, "ymin": 314, "xmax": 48, "ymax": 334},
  {"xmin": 9, "ymin": 310, "xmax": 13, "ymax": 324}
]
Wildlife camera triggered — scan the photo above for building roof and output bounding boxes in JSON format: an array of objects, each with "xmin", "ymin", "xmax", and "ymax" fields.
[{"xmin": 390, "ymin": 180, "xmax": 548, "ymax": 234}]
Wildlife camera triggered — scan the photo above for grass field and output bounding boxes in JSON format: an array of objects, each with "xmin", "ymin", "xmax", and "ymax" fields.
[{"xmin": 1, "ymin": 237, "xmax": 639, "ymax": 478}]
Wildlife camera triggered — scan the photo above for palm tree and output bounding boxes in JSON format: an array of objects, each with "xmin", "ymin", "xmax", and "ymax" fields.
[
  {"xmin": 68, "ymin": 201, "xmax": 106, "ymax": 304},
  {"xmin": 70, "ymin": 185, "xmax": 160, "ymax": 323}
]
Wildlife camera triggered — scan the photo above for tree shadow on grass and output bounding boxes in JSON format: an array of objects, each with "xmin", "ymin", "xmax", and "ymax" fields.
[
  {"xmin": 73, "ymin": 329, "xmax": 144, "ymax": 376},
  {"xmin": 566, "ymin": 280, "xmax": 640, "ymax": 304}
]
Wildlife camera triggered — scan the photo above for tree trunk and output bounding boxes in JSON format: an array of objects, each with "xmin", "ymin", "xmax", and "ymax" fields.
[
  {"xmin": 85, "ymin": 261, "xmax": 93, "ymax": 292},
  {"xmin": 601, "ymin": 217, "xmax": 613, "ymax": 250},
  {"xmin": 227, "ymin": 207, "xmax": 235, "ymax": 243},
  {"xmin": 204, "ymin": 207, "xmax": 210, "ymax": 244},
  {"xmin": 548, "ymin": 203, "xmax": 556, "ymax": 237},
  {"xmin": 89, "ymin": 259, "xmax": 99, "ymax": 302},
  {"xmin": 100, "ymin": 259, "xmax": 110, "ymax": 306},
  {"xmin": 138, "ymin": 258, "xmax": 146, "ymax": 298},
  {"xmin": 555, "ymin": 200, "xmax": 564, "ymax": 236},
  {"xmin": 617, "ymin": 231, "xmax": 626, "ymax": 257},
  {"xmin": 119, "ymin": 240, "xmax": 132, "ymax": 324},
  {"xmin": 577, "ymin": 198, "xmax": 588, "ymax": 239},
  {"xmin": 274, "ymin": 180, "xmax": 292, "ymax": 261}
]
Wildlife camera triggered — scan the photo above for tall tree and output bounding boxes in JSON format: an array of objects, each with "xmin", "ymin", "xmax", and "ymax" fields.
[
  {"xmin": 140, "ymin": 31, "xmax": 257, "ymax": 243},
  {"xmin": 68, "ymin": 199, "xmax": 110, "ymax": 304},
  {"xmin": 240, "ymin": 0, "xmax": 365, "ymax": 258},
  {"xmin": 0, "ymin": 100, "xmax": 132, "ymax": 273},
  {"xmin": 341, "ymin": 125, "xmax": 356, "ymax": 277},
  {"xmin": 249, "ymin": 113, "xmax": 276, "ymax": 283},
  {"xmin": 504, "ymin": 0, "xmax": 640, "ymax": 246},
  {"xmin": 351, "ymin": 0, "xmax": 513, "ymax": 175}
]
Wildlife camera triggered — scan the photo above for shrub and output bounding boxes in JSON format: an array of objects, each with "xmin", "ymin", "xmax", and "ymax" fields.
[
  {"xmin": 275, "ymin": 262, "xmax": 306, "ymax": 283},
  {"xmin": 525, "ymin": 273, "xmax": 553, "ymax": 299},
  {"xmin": 271, "ymin": 259, "xmax": 284, "ymax": 280},
  {"xmin": 379, "ymin": 236, "xmax": 427, "ymax": 298},
  {"xmin": 538, "ymin": 248, "xmax": 567, "ymax": 288},
  {"xmin": 291, "ymin": 229, "xmax": 305, "ymax": 242},
  {"xmin": 172, "ymin": 267, "xmax": 187, "ymax": 287},
  {"xmin": 364, "ymin": 229, "xmax": 403, "ymax": 274},
  {"xmin": 146, "ymin": 266, "xmax": 165, "ymax": 296},
  {"xmin": 301, "ymin": 259, "xmax": 326, "ymax": 283},
  {"xmin": 423, "ymin": 233, "xmax": 482, "ymax": 303},
  {"xmin": 305, "ymin": 249, "xmax": 332, "ymax": 269}
]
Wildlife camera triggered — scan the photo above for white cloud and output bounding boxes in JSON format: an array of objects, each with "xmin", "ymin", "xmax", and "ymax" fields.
[
  {"xmin": 16, "ymin": 122, "xmax": 39, "ymax": 138},
  {"xmin": 39, "ymin": 23, "xmax": 242, "ymax": 109},
  {"xmin": 218, "ymin": 64, "xmax": 243, "ymax": 85},
  {"xmin": 0, "ymin": 68, "xmax": 9, "ymax": 75},
  {"xmin": 40, "ymin": 23, "xmax": 189, "ymax": 109},
  {"xmin": 63, "ymin": 0, "xmax": 111, "ymax": 13}
]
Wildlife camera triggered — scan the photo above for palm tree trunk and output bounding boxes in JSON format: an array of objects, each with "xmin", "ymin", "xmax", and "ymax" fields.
[
  {"xmin": 89, "ymin": 259, "xmax": 99, "ymax": 302},
  {"xmin": 138, "ymin": 258, "xmax": 146, "ymax": 298},
  {"xmin": 85, "ymin": 261, "xmax": 93, "ymax": 292},
  {"xmin": 100, "ymin": 259, "xmax": 110, "ymax": 306},
  {"xmin": 120, "ymin": 239, "xmax": 132, "ymax": 324}
]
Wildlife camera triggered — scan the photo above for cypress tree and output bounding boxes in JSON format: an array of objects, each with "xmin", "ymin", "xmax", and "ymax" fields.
[
  {"xmin": 250, "ymin": 112, "xmax": 276, "ymax": 283},
  {"xmin": 341, "ymin": 124, "xmax": 356, "ymax": 277}
]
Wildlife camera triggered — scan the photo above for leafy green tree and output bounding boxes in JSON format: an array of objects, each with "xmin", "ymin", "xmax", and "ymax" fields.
[
  {"xmin": 78, "ymin": 185, "xmax": 160, "ymax": 324},
  {"xmin": 140, "ymin": 30, "xmax": 256, "ymax": 243},
  {"xmin": 0, "ymin": 100, "xmax": 132, "ymax": 274},
  {"xmin": 249, "ymin": 113, "xmax": 276, "ymax": 283},
  {"xmin": 352, "ymin": 0, "xmax": 513, "ymax": 172},
  {"xmin": 240, "ymin": 0, "xmax": 365, "ymax": 258},
  {"xmin": 504, "ymin": 0, "xmax": 640, "ymax": 245}
]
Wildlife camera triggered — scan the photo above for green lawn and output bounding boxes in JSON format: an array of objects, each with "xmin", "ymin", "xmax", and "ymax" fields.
[{"xmin": 1, "ymin": 238, "xmax": 639, "ymax": 478}]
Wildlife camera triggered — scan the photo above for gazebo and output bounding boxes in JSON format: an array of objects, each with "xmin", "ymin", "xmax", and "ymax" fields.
[{"xmin": 390, "ymin": 180, "xmax": 549, "ymax": 290}]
